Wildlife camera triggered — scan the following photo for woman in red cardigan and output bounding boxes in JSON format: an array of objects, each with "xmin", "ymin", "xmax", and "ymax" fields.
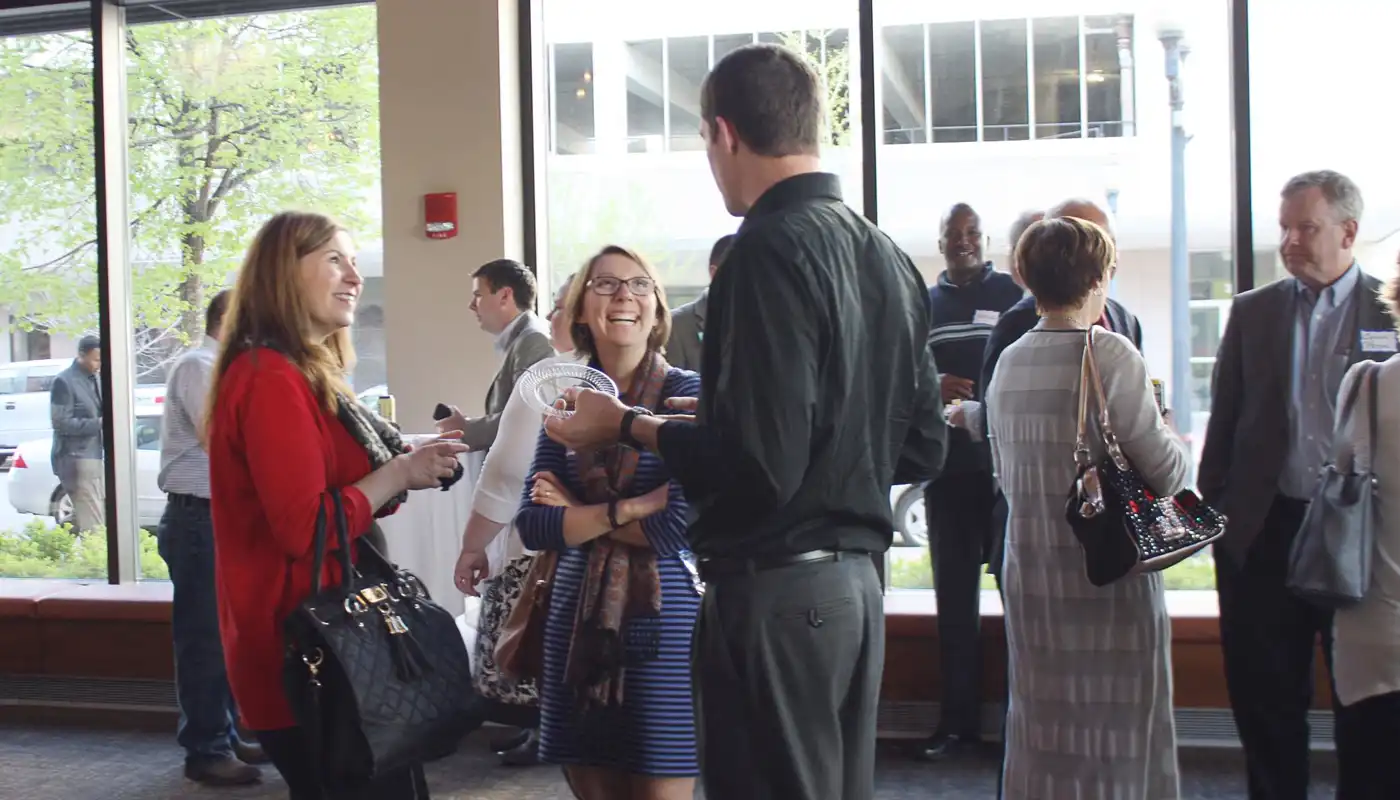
[{"xmin": 207, "ymin": 211, "xmax": 467, "ymax": 799}]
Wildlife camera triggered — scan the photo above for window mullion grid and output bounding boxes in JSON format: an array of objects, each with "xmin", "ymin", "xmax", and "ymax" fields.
[
  {"xmin": 661, "ymin": 38, "xmax": 671, "ymax": 152},
  {"xmin": 922, "ymin": 22, "xmax": 932, "ymax": 143},
  {"xmin": 1078, "ymin": 15, "xmax": 1089, "ymax": 137},
  {"xmin": 1025, "ymin": 18, "xmax": 1036, "ymax": 138},
  {"xmin": 973, "ymin": 18, "xmax": 984, "ymax": 142}
]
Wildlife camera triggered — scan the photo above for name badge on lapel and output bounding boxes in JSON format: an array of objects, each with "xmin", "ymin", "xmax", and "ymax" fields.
[
  {"xmin": 1360, "ymin": 329, "xmax": 1399, "ymax": 354},
  {"xmin": 973, "ymin": 309, "xmax": 1001, "ymax": 326}
]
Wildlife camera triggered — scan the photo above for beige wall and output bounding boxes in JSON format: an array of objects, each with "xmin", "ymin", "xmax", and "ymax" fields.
[{"xmin": 377, "ymin": 0, "xmax": 525, "ymax": 428}]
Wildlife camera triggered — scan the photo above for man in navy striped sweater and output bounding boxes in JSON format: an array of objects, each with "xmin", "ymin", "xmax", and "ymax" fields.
[{"xmin": 919, "ymin": 204, "xmax": 1024, "ymax": 763}]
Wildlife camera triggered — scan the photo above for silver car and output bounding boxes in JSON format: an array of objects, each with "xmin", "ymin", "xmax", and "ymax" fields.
[{"xmin": 7, "ymin": 409, "xmax": 167, "ymax": 528}]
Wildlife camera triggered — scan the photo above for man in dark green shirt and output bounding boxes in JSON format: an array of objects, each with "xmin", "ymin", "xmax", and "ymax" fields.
[{"xmin": 545, "ymin": 44, "xmax": 946, "ymax": 800}]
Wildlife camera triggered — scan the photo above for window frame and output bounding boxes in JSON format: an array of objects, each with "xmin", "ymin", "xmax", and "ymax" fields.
[{"xmin": 0, "ymin": 0, "xmax": 1262, "ymax": 589}]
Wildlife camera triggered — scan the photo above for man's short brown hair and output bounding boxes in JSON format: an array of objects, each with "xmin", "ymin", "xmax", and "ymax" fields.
[
  {"xmin": 1016, "ymin": 217, "xmax": 1117, "ymax": 311},
  {"xmin": 701, "ymin": 44, "xmax": 821, "ymax": 157}
]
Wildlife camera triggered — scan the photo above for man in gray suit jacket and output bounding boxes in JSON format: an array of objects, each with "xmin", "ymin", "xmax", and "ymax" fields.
[
  {"xmin": 1200, "ymin": 170, "xmax": 1396, "ymax": 800},
  {"xmin": 666, "ymin": 233, "xmax": 734, "ymax": 373},
  {"xmin": 439, "ymin": 259, "xmax": 554, "ymax": 453},
  {"xmin": 51, "ymin": 335, "xmax": 105, "ymax": 533}
]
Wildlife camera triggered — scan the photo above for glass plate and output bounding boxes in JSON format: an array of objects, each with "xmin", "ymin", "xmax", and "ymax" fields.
[{"xmin": 517, "ymin": 362, "xmax": 619, "ymax": 418}]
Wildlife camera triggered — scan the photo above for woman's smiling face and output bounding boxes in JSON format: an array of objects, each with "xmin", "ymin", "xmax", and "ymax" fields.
[{"xmin": 581, "ymin": 252, "xmax": 658, "ymax": 350}]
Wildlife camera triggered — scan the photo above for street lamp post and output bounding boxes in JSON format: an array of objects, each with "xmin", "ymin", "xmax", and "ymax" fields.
[{"xmin": 1158, "ymin": 24, "xmax": 1192, "ymax": 441}]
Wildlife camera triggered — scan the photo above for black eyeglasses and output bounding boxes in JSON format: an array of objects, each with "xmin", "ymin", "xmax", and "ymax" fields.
[{"xmin": 587, "ymin": 276, "xmax": 654, "ymax": 296}]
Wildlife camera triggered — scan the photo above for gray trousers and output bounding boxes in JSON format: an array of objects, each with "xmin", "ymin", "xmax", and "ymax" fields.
[
  {"xmin": 69, "ymin": 458, "xmax": 106, "ymax": 534},
  {"xmin": 695, "ymin": 553, "xmax": 884, "ymax": 800}
]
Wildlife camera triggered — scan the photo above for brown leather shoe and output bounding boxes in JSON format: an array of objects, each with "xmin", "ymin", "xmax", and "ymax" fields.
[
  {"xmin": 233, "ymin": 740, "xmax": 270, "ymax": 765},
  {"xmin": 184, "ymin": 756, "xmax": 262, "ymax": 786}
]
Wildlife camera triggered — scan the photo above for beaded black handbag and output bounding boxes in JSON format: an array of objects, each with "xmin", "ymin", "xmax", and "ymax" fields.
[{"xmin": 1064, "ymin": 328, "xmax": 1226, "ymax": 587}]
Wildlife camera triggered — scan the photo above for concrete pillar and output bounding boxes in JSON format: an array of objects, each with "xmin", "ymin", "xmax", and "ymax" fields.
[{"xmin": 377, "ymin": 0, "xmax": 525, "ymax": 428}]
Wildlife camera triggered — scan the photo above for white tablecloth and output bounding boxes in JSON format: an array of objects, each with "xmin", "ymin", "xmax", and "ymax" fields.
[{"xmin": 378, "ymin": 452, "xmax": 485, "ymax": 618}]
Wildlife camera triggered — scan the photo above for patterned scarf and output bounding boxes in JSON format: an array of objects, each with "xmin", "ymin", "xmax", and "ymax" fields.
[
  {"xmin": 335, "ymin": 392, "xmax": 465, "ymax": 516},
  {"xmin": 563, "ymin": 350, "xmax": 668, "ymax": 709}
]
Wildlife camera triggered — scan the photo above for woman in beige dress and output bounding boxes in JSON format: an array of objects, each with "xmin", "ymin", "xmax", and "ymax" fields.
[{"xmin": 987, "ymin": 216, "xmax": 1191, "ymax": 799}]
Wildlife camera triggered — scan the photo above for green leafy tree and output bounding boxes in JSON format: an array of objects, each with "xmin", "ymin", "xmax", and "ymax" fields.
[
  {"xmin": 777, "ymin": 30, "xmax": 852, "ymax": 147},
  {"xmin": 0, "ymin": 6, "xmax": 380, "ymax": 378}
]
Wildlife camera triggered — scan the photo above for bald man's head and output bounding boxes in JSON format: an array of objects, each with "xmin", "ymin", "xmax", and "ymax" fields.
[{"xmin": 1047, "ymin": 198, "xmax": 1113, "ymax": 236}]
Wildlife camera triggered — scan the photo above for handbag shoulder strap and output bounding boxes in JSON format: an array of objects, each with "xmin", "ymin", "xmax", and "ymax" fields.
[
  {"xmin": 310, "ymin": 496, "xmax": 328, "ymax": 594},
  {"xmin": 309, "ymin": 489, "xmax": 356, "ymax": 595},
  {"xmin": 1332, "ymin": 364, "xmax": 1372, "ymax": 472},
  {"xmin": 1076, "ymin": 327, "xmax": 1127, "ymax": 467},
  {"xmin": 1074, "ymin": 331, "xmax": 1095, "ymax": 467},
  {"xmin": 1360, "ymin": 361, "xmax": 1381, "ymax": 473}
]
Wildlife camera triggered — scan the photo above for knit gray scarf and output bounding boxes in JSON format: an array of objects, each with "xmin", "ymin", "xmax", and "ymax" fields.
[{"xmin": 335, "ymin": 393, "xmax": 463, "ymax": 515}]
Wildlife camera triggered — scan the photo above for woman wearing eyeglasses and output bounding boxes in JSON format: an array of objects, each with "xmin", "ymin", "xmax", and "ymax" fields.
[{"xmin": 515, "ymin": 245, "xmax": 701, "ymax": 800}]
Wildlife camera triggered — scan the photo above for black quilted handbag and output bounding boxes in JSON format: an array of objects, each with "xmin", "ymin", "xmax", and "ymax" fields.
[
  {"xmin": 1064, "ymin": 328, "xmax": 1226, "ymax": 587},
  {"xmin": 283, "ymin": 489, "xmax": 476, "ymax": 790}
]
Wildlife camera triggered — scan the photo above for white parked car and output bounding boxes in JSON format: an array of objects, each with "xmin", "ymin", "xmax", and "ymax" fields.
[
  {"xmin": 0, "ymin": 357, "xmax": 166, "ymax": 471},
  {"xmin": 6, "ymin": 406, "xmax": 167, "ymax": 528},
  {"xmin": 890, "ymin": 483, "xmax": 927, "ymax": 547},
  {"xmin": 0, "ymin": 359, "xmax": 69, "ymax": 469}
]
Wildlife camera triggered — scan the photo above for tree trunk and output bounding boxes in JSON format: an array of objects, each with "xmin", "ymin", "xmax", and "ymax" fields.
[{"xmin": 179, "ymin": 231, "xmax": 205, "ymax": 342}]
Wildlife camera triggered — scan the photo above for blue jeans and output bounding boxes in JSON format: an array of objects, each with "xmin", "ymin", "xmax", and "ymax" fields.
[{"xmin": 157, "ymin": 496, "xmax": 240, "ymax": 764}]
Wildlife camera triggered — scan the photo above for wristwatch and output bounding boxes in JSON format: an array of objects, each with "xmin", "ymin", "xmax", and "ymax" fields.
[{"xmin": 619, "ymin": 406, "xmax": 655, "ymax": 450}]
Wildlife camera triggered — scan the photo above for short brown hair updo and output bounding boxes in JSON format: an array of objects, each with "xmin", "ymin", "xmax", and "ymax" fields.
[{"xmin": 1015, "ymin": 216, "xmax": 1117, "ymax": 311}]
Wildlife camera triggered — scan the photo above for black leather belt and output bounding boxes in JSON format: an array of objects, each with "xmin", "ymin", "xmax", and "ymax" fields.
[
  {"xmin": 697, "ymin": 548, "xmax": 863, "ymax": 582},
  {"xmin": 167, "ymin": 493, "xmax": 210, "ymax": 508}
]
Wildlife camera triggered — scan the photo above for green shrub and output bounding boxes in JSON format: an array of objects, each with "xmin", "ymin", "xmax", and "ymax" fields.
[{"xmin": 0, "ymin": 520, "xmax": 168, "ymax": 580}]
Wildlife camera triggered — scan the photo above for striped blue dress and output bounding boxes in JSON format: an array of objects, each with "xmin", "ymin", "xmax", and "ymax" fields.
[{"xmin": 515, "ymin": 368, "xmax": 700, "ymax": 777}]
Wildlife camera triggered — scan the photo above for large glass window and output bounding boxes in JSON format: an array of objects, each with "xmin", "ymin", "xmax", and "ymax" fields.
[
  {"xmin": 880, "ymin": 24, "xmax": 925, "ymax": 144},
  {"xmin": 0, "ymin": 27, "xmax": 109, "ymax": 579},
  {"xmin": 1032, "ymin": 16, "xmax": 1082, "ymax": 140},
  {"xmin": 552, "ymin": 42, "xmax": 596, "ymax": 155},
  {"xmin": 540, "ymin": 2, "xmax": 860, "ymax": 302},
  {"xmin": 883, "ymin": 15, "xmax": 1134, "ymax": 146},
  {"xmin": 877, "ymin": 2, "xmax": 1231, "ymax": 593},
  {"xmin": 122, "ymin": 3, "xmax": 383, "ymax": 578},
  {"xmin": 981, "ymin": 19, "xmax": 1031, "ymax": 142},
  {"xmin": 1248, "ymin": 0, "xmax": 1400, "ymax": 289},
  {"xmin": 929, "ymin": 22, "xmax": 977, "ymax": 143},
  {"xmin": 667, "ymin": 36, "xmax": 708, "ymax": 152},
  {"xmin": 1085, "ymin": 15, "xmax": 1132, "ymax": 137}
]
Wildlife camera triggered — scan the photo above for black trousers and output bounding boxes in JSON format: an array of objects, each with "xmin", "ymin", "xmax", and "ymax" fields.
[
  {"xmin": 1336, "ymin": 690, "xmax": 1400, "ymax": 799},
  {"xmin": 695, "ymin": 553, "xmax": 884, "ymax": 800},
  {"xmin": 926, "ymin": 473, "xmax": 996, "ymax": 738},
  {"xmin": 1216, "ymin": 496, "xmax": 1336, "ymax": 800},
  {"xmin": 255, "ymin": 727, "xmax": 429, "ymax": 800}
]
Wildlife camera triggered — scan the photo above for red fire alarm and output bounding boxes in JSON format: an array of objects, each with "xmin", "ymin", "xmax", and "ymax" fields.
[{"xmin": 424, "ymin": 192, "xmax": 458, "ymax": 240}]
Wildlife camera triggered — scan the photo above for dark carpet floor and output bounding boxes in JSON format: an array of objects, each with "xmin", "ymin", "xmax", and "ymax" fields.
[{"xmin": 0, "ymin": 725, "xmax": 1336, "ymax": 799}]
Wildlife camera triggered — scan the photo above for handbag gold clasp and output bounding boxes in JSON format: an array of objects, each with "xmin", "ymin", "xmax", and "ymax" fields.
[{"xmin": 359, "ymin": 585, "xmax": 391, "ymax": 605}]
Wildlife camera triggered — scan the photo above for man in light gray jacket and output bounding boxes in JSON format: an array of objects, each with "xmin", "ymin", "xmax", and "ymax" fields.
[
  {"xmin": 666, "ymin": 233, "xmax": 734, "ymax": 373},
  {"xmin": 439, "ymin": 258, "xmax": 554, "ymax": 453}
]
